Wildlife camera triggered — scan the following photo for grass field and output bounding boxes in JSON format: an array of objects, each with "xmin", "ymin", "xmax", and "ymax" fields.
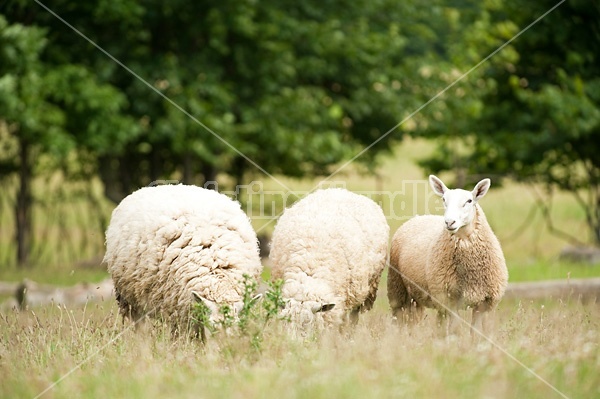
[
  {"xmin": 1, "ymin": 295, "xmax": 598, "ymax": 399},
  {"xmin": 1, "ymin": 138, "xmax": 599, "ymax": 398}
]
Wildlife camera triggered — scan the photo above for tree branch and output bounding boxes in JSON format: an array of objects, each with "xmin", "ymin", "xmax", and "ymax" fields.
[
  {"xmin": 531, "ymin": 184, "xmax": 587, "ymax": 247},
  {"xmin": 499, "ymin": 201, "xmax": 538, "ymax": 243}
]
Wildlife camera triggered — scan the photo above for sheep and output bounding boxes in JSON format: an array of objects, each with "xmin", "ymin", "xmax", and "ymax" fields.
[
  {"xmin": 387, "ymin": 175, "xmax": 508, "ymax": 334},
  {"xmin": 103, "ymin": 184, "xmax": 262, "ymax": 338},
  {"xmin": 269, "ymin": 188, "xmax": 389, "ymax": 335}
]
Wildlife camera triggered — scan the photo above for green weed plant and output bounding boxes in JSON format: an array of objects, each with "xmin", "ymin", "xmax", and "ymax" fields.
[{"xmin": 191, "ymin": 275, "xmax": 287, "ymax": 357}]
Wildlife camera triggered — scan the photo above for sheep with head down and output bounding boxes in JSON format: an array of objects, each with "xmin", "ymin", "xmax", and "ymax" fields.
[
  {"xmin": 387, "ymin": 175, "xmax": 508, "ymax": 334},
  {"xmin": 103, "ymin": 184, "xmax": 262, "ymax": 339},
  {"xmin": 269, "ymin": 188, "xmax": 389, "ymax": 336}
]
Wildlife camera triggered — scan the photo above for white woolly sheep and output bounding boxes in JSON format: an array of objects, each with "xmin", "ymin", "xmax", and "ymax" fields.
[
  {"xmin": 103, "ymin": 184, "xmax": 262, "ymax": 338},
  {"xmin": 387, "ymin": 175, "xmax": 508, "ymax": 333},
  {"xmin": 270, "ymin": 188, "xmax": 389, "ymax": 335}
]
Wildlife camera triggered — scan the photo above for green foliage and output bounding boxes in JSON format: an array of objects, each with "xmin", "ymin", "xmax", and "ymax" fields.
[
  {"xmin": 0, "ymin": 12, "xmax": 140, "ymax": 265},
  {"xmin": 191, "ymin": 276, "xmax": 286, "ymax": 356},
  {"xmin": 0, "ymin": 15, "xmax": 68, "ymax": 155},
  {"xmin": 0, "ymin": 13, "xmax": 138, "ymax": 161},
  {"xmin": 1, "ymin": 0, "xmax": 452, "ymax": 196},
  {"xmin": 417, "ymin": 0, "xmax": 600, "ymax": 244},
  {"xmin": 190, "ymin": 297, "xmax": 213, "ymax": 335},
  {"xmin": 0, "ymin": 0, "xmax": 461, "ymax": 265},
  {"xmin": 262, "ymin": 278, "xmax": 287, "ymax": 322}
]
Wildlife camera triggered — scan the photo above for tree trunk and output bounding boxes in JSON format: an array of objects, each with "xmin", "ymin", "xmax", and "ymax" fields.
[
  {"xmin": 182, "ymin": 151, "xmax": 194, "ymax": 185},
  {"xmin": 231, "ymin": 156, "xmax": 246, "ymax": 190},
  {"xmin": 149, "ymin": 146, "xmax": 165, "ymax": 184},
  {"xmin": 201, "ymin": 162, "xmax": 217, "ymax": 188},
  {"xmin": 98, "ymin": 156, "xmax": 125, "ymax": 204},
  {"xmin": 595, "ymin": 194, "xmax": 600, "ymax": 245},
  {"xmin": 15, "ymin": 136, "xmax": 32, "ymax": 267}
]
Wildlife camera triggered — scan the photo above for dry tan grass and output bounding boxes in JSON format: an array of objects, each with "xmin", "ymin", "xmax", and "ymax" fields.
[{"xmin": 0, "ymin": 295, "xmax": 597, "ymax": 399}]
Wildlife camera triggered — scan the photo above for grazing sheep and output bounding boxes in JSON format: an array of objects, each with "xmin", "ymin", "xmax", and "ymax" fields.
[
  {"xmin": 270, "ymin": 188, "xmax": 389, "ymax": 335},
  {"xmin": 387, "ymin": 175, "xmax": 508, "ymax": 333},
  {"xmin": 103, "ymin": 184, "xmax": 262, "ymax": 337}
]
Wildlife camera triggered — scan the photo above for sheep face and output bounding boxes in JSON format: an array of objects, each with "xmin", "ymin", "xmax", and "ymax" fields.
[
  {"xmin": 280, "ymin": 299, "xmax": 336, "ymax": 336},
  {"xmin": 430, "ymin": 175, "xmax": 491, "ymax": 234}
]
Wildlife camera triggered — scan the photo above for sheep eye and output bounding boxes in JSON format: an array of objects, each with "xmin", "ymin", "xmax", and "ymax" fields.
[{"xmin": 465, "ymin": 199, "xmax": 473, "ymax": 205}]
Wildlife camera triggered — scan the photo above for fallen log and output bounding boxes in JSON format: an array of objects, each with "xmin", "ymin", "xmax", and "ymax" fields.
[
  {"xmin": 2, "ymin": 277, "xmax": 599, "ymax": 311},
  {"xmin": 0, "ymin": 281, "xmax": 19, "ymax": 296},
  {"xmin": 559, "ymin": 246, "xmax": 600, "ymax": 265},
  {"xmin": 13, "ymin": 278, "xmax": 114, "ymax": 310},
  {"xmin": 504, "ymin": 277, "xmax": 600, "ymax": 302}
]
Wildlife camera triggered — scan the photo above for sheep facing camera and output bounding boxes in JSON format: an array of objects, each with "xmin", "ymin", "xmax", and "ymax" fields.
[{"xmin": 147, "ymin": 180, "xmax": 181, "ymax": 187}]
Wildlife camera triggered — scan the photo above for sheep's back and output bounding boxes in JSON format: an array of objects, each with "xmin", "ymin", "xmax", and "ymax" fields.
[
  {"xmin": 104, "ymin": 185, "xmax": 261, "ymax": 321},
  {"xmin": 270, "ymin": 188, "xmax": 389, "ymax": 308}
]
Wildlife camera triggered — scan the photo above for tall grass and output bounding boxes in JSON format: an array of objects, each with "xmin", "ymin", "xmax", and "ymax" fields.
[
  {"xmin": 0, "ymin": 296, "xmax": 597, "ymax": 399},
  {"xmin": 0, "ymin": 174, "xmax": 113, "ymax": 272}
]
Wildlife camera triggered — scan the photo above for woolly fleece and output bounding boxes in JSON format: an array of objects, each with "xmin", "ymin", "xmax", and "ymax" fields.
[
  {"xmin": 104, "ymin": 184, "xmax": 262, "ymax": 330},
  {"xmin": 270, "ymin": 188, "xmax": 389, "ymax": 331},
  {"xmin": 388, "ymin": 206, "xmax": 508, "ymax": 321}
]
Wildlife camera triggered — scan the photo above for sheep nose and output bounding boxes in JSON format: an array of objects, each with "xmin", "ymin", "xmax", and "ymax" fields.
[{"xmin": 445, "ymin": 220, "xmax": 456, "ymax": 229}]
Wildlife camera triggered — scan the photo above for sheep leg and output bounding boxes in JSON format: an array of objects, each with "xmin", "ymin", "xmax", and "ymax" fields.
[
  {"xmin": 436, "ymin": 310, "xmax": 450, "ymax": 336},
  {"xmin": 195, "ymin": 323, "xmax": 207, "ymax": 343},
  {"xmin": 362, "ymin": 273, "xmax": 381, "ymax": 312},
  {"xmin": 471, "ymin": 301, "xmax": 492, "ymax": 337},
  {"xmin": 117, "ymin": 295, "xmax": 147, "ymax": 331},
  {"xmin": 437, "ymin": 307, "xmax": 461, "ymax": 336},
  {"xmin": 387, "ymin": 268, "xmax": 412, "ymax": 322},
  {"xmin": 349, "ymin": 307, "xmax": 360, "ymax": 326},
  {"xmin": 408, "ymin": 300, "xmax": 424, "ymax": 323}
]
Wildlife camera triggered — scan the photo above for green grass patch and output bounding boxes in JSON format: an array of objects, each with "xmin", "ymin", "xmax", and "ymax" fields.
[
  {"xmin": 508, "ymin": 259, "xmax": 600, "ymax": 282},
  {"xmin": 0, "ymin": 263, "xmax": 108, "ymax": 286}
]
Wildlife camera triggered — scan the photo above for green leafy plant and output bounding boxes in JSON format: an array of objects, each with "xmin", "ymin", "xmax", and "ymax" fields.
[
  {"xmin": 262, "ymin": 278, "xmax": 287, "ymax": 323},
  {"xmin": 191, "ymin": 275, "xmax": 287, "ymax": 354}
]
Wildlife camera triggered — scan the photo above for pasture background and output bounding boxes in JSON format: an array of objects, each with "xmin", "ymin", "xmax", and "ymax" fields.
[
  {"xmin": 0, "ymin": 139, "xmax": 599, "ymax": 399},
  {"xmin": 0, "ymin": 138, "xmax": 596, "ymax": 283}
]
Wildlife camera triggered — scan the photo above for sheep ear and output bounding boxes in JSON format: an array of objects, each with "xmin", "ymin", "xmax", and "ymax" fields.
[
  {"xmin": 192, "ymin": 291, "xmax": 218, "ymax": 314},
  {"xmin": 192, "ymin": 291, "xmax": 202, "ymax": 303},
  {"xmin": 313, "ymin": 303, "xmax": 335, "ymax": 313},
  {"xmin": 251, "ymin": 293, "xmax": 262, "ymax": 304},
  {"xmin": 472, "ymin": 178, "xmax": 491, "ymax": 202},
  {"xmin": 429, "ymin": 175, "xmax": 447, "ymax": 197}
]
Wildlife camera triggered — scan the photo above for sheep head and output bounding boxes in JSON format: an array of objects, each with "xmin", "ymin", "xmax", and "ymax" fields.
[
  {"xmin": 429, "ymin": 175, "xmax": 490, "ymax": 235},
  {"xmin": 279, "ymin": 298, "xmax": 337, "ymax": 337}
]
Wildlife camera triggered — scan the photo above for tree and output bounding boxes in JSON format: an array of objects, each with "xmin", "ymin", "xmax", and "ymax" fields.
[
  {"xmin": 0, "ymin": 15, "xmax": 137, "ymax": 266},
  {"xmin": 1, "ymin": 0, "xmax": 464, "ymax": 266},
  {"xmin": 4, "ymin": 0, "xmax": 451, "ymax": 200},
  {"xmin": 417, "ymin": 0, "xmax": 600, "ymax": 245}
]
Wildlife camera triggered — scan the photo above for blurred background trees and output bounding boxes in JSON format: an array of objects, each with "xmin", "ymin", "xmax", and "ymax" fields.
[
  {"xmin": 0, "ymin": 0, "xmax": 598, "ymax": 267},
  {"xmin": 418, "ymin": 0, "xmax": 600, "ymax": 245}
]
